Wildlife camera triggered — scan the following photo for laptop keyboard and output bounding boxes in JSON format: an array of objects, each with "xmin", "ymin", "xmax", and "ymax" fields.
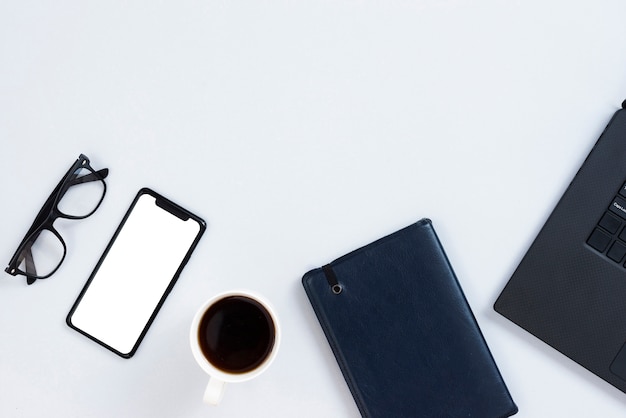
[{"xmin": 588, "ymin": 182, "xmax": 626, "ymax": 263}]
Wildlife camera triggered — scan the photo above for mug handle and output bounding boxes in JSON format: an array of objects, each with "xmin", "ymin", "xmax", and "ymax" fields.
[{"xmin": 203, "ymin": 377, "xmax": 226, "ymax": 405}]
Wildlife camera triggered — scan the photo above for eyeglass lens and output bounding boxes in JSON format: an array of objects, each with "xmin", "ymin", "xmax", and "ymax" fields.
[
  {"xmin": 57, "ymin": 167, "xmax": 106, "ymax": 218},
  {"xmin": 16, "ymin": 229, "xmax": 65, "ymax": 278}
]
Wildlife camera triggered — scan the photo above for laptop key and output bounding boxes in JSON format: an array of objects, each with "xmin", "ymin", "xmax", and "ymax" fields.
[
  {"xmin": 619, "ymin": 182, "xmax": 626, "ymax": 198},
  {"xmin": 608, "ymin": 242, "xmax": 626, "ymax": 263},
  {"xmin": 588, "ymin": 228, "xmax": 612, "ymax": 252},
  {"xmin": 609, "ymin": 196, "xmax": 626, "ymax": 219},
  {"xmin": 599, "ymin": 212, "xmax": 623, "ymax": 234}
]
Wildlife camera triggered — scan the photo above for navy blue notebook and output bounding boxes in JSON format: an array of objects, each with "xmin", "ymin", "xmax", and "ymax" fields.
[{"xmin": 302, "ymin": 219, "xmax": 517, "ymax": 418}]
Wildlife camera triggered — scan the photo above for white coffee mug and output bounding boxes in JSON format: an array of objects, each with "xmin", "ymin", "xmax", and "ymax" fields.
[{"xmin": 190, "ymin": 290, "xmax": 281, "ymax": 405}]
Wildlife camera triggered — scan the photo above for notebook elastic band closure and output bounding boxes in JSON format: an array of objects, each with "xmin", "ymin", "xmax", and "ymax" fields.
[{"xmin": 322, "ymin": 264, "xmax": 343, "ymax": 295}]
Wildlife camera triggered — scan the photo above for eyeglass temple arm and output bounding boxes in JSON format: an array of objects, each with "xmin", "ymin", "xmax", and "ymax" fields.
[
  {"xmin": 14, "ymin": 246, "xmax": 38, "ymax": 285},
  {"xmin": 69, "ymin": 168, "xmax": 109, "ymax": 186},
  {"xmin": 24, "ymin": 249, "xmax": 37, "ymax": 285}
]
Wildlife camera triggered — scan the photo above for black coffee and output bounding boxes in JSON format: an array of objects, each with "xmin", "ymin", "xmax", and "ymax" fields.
[{"xmin": 198, "ymin": 296, "xmax": 275, "ymax": 374}]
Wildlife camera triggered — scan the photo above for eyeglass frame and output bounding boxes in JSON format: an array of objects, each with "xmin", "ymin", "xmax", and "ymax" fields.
[{"xmin": 5, "ymin": 154, "xmax": 109, "ymax": 285}]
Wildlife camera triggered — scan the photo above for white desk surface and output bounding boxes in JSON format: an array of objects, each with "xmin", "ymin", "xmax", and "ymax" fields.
[{"xmin": 2, "ymin": 1, "xmax": 626, "ymax": 416}]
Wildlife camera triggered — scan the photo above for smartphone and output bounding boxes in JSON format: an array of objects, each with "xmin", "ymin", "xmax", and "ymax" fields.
[{"xmin": 67, "ymin": 188, "xmax": 206, "ymax": 358}]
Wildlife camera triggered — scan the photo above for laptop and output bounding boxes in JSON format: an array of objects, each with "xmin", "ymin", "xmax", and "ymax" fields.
[{"xmin": 495, "ymin": 101, "xmax": 626, "ymax": 393}]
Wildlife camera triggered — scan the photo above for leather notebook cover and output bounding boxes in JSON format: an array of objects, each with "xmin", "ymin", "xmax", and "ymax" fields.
[{"xmin": 302, "ymin": 219, "xmax": 517, "ymax": 418}]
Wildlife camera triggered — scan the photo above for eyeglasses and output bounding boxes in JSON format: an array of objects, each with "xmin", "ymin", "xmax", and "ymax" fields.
[{"xmin": 5, "ymin": 154, "xmax": 109, "ymax": 285}]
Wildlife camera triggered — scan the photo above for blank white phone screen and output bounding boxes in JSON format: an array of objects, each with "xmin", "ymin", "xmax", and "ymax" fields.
[{"xmin": 69, "ymin": 193, "xmax": 202, "ymax": 356}]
